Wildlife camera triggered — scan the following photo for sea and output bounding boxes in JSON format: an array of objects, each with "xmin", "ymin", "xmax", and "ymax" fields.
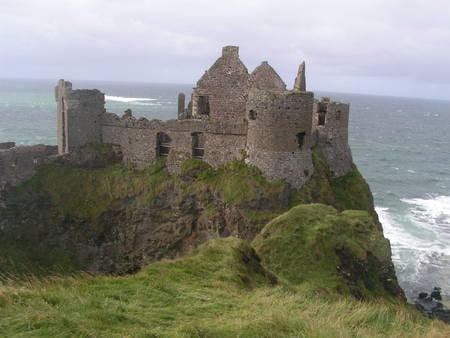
[{"xmin": 0, "ymin": 78, "xmax": 449, "ymax": 302}]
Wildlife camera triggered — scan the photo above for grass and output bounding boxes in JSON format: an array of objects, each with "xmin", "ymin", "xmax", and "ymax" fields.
[
  {"xmin": 15, "ymin": 157, "xmax": 173, "ymax": 225},
  {"xmin": 1, "ymin": 147, "xmax": 447, "ymax": 336},
  {"xmin": 0, "ymin": 237, "xmax": 447, "ymax": 337},
  {"xmin": 290, "ymin": 148, "xmax": 377, "ymax": 217},
  {"xmin": 253, "ymin": 204, "xmax": 400, "ymax": 299}
]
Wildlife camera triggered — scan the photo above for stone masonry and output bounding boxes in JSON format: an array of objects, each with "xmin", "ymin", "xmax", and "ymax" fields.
[
  {"xmin": 53, "ymin": 46, "xmax": 353, "ymax": 188},
  {"xmin": 0, "ymin": 144, "xmax": 57, "ymax": 190}
]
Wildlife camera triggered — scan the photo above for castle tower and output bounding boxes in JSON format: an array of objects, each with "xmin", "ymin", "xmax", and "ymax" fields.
[
  {"xmin": 245, "ymin": 89, "xmax": 314, "ymax": 188},
  {"xmin": 312, "ymin": 97, "xmax": 352, "ymax": 177},
  {"xmin": 55, "ymin": 80, "xmax": 105, "ymax": 154},
  {"xmin": 191, "ymin": 46, "xmax": 250, "ymax": 124},
  {"xmin": 294, "ymin": 61, "xmax": 306, "ymax": 91}
]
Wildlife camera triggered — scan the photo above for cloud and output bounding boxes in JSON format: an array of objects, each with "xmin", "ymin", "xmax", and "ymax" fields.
[{"xmin": 1, "ymin": 0, "xmax": 449, "ymax": 98}]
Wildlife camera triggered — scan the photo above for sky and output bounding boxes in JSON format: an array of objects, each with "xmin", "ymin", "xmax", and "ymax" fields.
[{"xmin": 1, "ymin": 0, "xmax": 450, "ymax": 99}]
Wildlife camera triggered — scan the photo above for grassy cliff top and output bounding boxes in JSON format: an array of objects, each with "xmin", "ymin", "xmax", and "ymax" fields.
[
  {"xmin": 1, "ymin": 145, "xmax": 446, "ymax": 335},
  {"xmin": 0, "ymin": 235, "xmax": 447, "ymax": 337}
]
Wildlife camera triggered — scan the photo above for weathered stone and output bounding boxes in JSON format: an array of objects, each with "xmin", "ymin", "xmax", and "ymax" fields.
[
  {"xmin": 0, "ymin": 142, "xmax": 15, "ymax": 150},
  {"xmin": 0, "ymin": 145, "xmax": 57, "ymax": 190},
  {"xmin": 294, "ymin": 61, "xmax": 306, "ymax": 91},
  {"xmin": 51, "ymin": 46, "xmax": 353, "ymax": 189}
]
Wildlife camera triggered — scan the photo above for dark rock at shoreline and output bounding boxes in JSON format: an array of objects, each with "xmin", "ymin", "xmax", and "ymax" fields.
[{"xmin": 415, "ymin": 287, "xmax": 450, "ymax": 324}]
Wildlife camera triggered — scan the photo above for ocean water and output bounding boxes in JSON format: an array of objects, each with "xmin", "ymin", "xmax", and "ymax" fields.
[{"xmin": 1, "ymin": 78, "xmax": 449, "ymax": 302}]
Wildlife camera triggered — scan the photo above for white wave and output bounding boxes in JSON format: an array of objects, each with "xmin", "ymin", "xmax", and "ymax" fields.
[
  {"xmin": 377, "ymin": 205, "xmax": 450, "ymax": 300},
  {"xmin": 133, "ymin": 102, "xmax": 162, "ymax": 106},
  {"xmin": 376, "ymin": 207, "xmax": 426, "ymax": 251},
  {"xmin": 402, "ymin": 196, "xmax": 450, "ymax": 230},
  {"xmin": 105, "ymin": 95, "xmax": 157, "ymax": 103},
  {"xmin": 407, "ymin": 169, "xmax": 416, "ymax": 174}
]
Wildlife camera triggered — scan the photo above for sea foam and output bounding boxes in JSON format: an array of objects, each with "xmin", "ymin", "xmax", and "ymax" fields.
[{"xmin": 105, "ymin": 95, "xmax": 157, "ymax": 103}]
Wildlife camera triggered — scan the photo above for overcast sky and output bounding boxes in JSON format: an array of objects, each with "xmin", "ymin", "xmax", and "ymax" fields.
[{"xmin": 1, "ymin": 0, "xmax": 450, "ymax": 99}]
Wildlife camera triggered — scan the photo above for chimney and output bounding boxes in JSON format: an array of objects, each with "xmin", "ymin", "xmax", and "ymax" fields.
[{"xmin": 222, "ymin": 46, "xmax": 239, "ymax": 58}]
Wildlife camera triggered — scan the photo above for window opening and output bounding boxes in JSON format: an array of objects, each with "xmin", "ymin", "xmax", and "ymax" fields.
[
  {"xmin": 156, "ymin": 132, "xmax": 171, "ymax": 157},
  {"xmin": 192, "ymin": 132, "xmax": 205, "ymax": 158}
]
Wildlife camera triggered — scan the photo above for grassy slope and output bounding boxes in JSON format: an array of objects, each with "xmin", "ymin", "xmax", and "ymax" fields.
[
  {"xmin": 1, "ymin": 237, "xmax": 448, "ymax": 337},
  {"xmin": 1, "ymin": 147, "xmax": 447, "ymax": 335},
  {"xmin": 253, "ymin": 204, "xmax": 397, "ymax": 299}
]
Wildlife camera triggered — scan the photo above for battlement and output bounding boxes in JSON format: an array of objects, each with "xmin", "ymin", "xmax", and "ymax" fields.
[{"xmin": 53, "ymin": 46, "xmax": 353, "ymax": 188}]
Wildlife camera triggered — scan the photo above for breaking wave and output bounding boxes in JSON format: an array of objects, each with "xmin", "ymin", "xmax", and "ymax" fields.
[
  {"xmin": 105, "ymin": 95, "xmax": 157, "ymax": 103},
  {"xmin": 377, "ymin": 195, "xmax": 450, "ymax": 301}
]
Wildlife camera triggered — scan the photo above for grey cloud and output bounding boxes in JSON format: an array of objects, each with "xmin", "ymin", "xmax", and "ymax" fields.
[{"xmin": 0, "ymin": 0, "xmax": 449, "ymax": 99}]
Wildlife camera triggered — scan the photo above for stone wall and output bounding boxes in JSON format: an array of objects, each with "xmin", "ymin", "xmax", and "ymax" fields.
[
  {"xmin": 313, "ymin": 97, "xmax": 353, "ymax": 177},
  {"xmin": 246, "ymin": 89, "xmax": 314, "ymax": 188},
  {"xmin": 55, "ymin": 80, "xmax": 104, "ymax": 154},
  {"xmin": 192, "ymin": 46, "xmax": 250, "ymax": 125},
  {"xmin": 0, "ymin": 145, "xmax": 57, "ymax": 190},
  {"xmin": 48, "ymin": 47, "xmax": 353, "ymax": 189},
  {"xmin": 101, "ymin": 112, "xmax": 247, "ymax": 172},
  {"xmin": 250, "ymin": 61, "xmax": 286, "ymax": 91}
]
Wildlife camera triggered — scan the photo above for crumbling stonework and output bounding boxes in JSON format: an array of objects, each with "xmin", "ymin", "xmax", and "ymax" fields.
[
  {"xmin": 246, "ymin": 89, "xmax": 314, "ymax": 187},
  {"xmin": 313, "ymin": 97, "xmax": 352, "ymax": 177},
  {"xmin": 0, "ymin": 145, "xmax": 57, "ymax": 190},
  {"xmin": 52, "ymin": 46, "xmax": 353, "ymax": 188},
  {"xmin": 55, "ymin": 80, "xmax": 104, "ymax": 153}
]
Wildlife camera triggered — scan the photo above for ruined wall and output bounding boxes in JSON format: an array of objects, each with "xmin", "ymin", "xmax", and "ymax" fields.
[
  {"xmin": 246, "ymin": 89, "xmax": 314, "ymax": 188},
  {"xmin": 55, "ymin": 80, "xmax": 104, "ymax": 154},
  {"xmin": 192, "ymin": 46, "xmax": 250, "ymax": 124},
  {"xmin": 250, "ymin": 61, "xmax": 286, "ymax": 91},
  {"xmin": 101, "ymin": 113, "xmax": 247, "ymax": 172},
  {"xmin": 0, "ymin": 145, "xmax": 57, "ymax": 190},
  {"xmin": 313, "ymin": 98, "xmax": 353, "ymax": 177}
]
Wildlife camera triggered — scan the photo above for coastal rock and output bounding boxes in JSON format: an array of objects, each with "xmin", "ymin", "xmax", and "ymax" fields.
[{"xmin": 415, "ymin": 288, "xmax": 450, "ymax": 324}]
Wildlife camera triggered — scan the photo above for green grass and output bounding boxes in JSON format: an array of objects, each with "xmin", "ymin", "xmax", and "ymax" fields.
[
  {"xmin": 290, "ymin": 148, "xmax": 377, "ymax": 217},
  {"xmin": 185, "ymin": 159, "xmax": 287, "ymax": 206},
  {"xmin": 253, "ymin": 204, "xmax": 402, "ymax": 300},
  {"xmin": 0, "ymin": 238, "xmax": 78, "ymax": 279},
  {"xmin": 0, "ymin": 237, "xmax": 447, "ymax": 337},
  {"xmin": 16, "ymin": 157, "xmax": 173, "ymax": 225},
  {"xmin": 2, "ymin": 148, "xmax": 447, "ymax": 336}
]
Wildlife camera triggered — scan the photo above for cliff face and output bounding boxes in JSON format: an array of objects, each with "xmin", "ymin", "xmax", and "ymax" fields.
[{"xmin": 0, "ymin": 144, "xmax": 404, "ymax": 300}]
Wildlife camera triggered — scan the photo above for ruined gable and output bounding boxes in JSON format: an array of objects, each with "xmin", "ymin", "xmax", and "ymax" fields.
[
  {"xmin": 192, "ymin": 46, "xmax": 250, "ymax": 123},
  {"xmin": 250, "ymin": 61, "xmax": 286, "ymax": 91}
]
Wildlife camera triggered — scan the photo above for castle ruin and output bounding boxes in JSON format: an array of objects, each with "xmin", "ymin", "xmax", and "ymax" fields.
[{"xmin": 53, "ymin": 46, "xmax": 352, "ymax": 188}]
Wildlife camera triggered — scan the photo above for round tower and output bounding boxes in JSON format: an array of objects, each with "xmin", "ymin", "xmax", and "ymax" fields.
[{"xmin": 245, "ymin": 89, "xmax": 314, "ymax": 188}]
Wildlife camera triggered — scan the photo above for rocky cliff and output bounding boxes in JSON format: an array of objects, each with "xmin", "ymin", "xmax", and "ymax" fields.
[{"xmin": 0, "ymin": 143, "xmax": 404, "ymax": 301}]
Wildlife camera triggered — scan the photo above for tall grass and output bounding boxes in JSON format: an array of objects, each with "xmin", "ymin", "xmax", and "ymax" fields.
[{"xmin": 0, "ymin": 238, "xmax": 448, "ymax": 337}]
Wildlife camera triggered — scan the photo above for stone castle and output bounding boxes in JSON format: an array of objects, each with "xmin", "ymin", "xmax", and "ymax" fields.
[{"xmin": 1, "ymin": 46, "xmax": 352, "ymax": 190}]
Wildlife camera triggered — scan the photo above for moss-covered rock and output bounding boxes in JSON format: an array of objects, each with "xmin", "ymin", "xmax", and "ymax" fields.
[
  {"xmin": 253, "ymin": 204, "xmax": 405, "ymax": 300},
  {"xmin": 0, "ymin": 145, "xmax": 385, "ymax": 283},
  {"xmin": 0, "ymin": 153, "xmax": 290, "ymax": 276},
  {"xmin": 290, "ymin": 148, "xmax": 378, "ymax": 221}
]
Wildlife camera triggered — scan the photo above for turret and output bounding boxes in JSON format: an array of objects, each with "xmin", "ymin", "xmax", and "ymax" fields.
[
  {"xmin": 245, "ymin": 89, "xmax": 314, "ymax": 188},
  {"xmin": 55, "ymin": 80, "xmax": 105, "ymax": 154}
]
